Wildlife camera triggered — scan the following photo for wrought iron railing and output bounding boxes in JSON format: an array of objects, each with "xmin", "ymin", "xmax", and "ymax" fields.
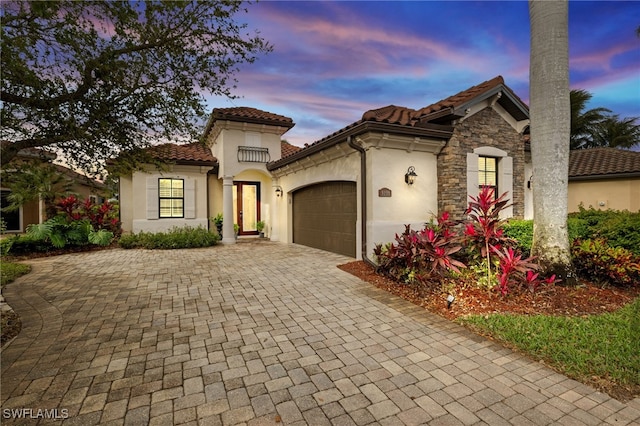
[{"xmin": 238, "ymin": 146, "xmax": 270, "ymax": 163}]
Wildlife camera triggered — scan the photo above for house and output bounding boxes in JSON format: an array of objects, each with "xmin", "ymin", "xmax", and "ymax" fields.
[
  {"xmin": 0, "ymin": 142, "xmax": 108, "ymax": 233},
  {"xmin": 119, "ymin": 76, "xmax": 534, "ymax": 259},
  {"xmin": 567, "ymin": 147, "xmax": 640, "ymax": 212}
]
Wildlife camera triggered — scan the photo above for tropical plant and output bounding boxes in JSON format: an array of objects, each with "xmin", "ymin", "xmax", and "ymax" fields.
[
  {"xmin": 0, "ymin": 162, "xmax": 72, "ymax": 219},
  {"xmin": 569, "ymin": 89, "xmax": 611, "ymax": 150},
  {"xmin": 26, "ymin": 216, "xmax": 113, "ymax": 248},
  {"xmin": 590, "ymin": 115, "xmax": 640, "ymax": 149},
  {"xmin": 572, "ymin": 239, "xmax": 640, "ymax": 287},
  {"xmin": 55, "ymin": 195, "xmax": 120, "ymax": 235},
  {"xmin": 374, "ymin": 212, "xmax": 464, "ymax": 287},
  {"xmin": 463, "ymin": 187, "xmax": 514, "ymax": 286},
  {"xmin": 212, "ymin": 214, "xmax": 223, "ymax": 226},
  {"xmin": 494, "ymin": 247, "xmax": 542, "ymax": 295}
]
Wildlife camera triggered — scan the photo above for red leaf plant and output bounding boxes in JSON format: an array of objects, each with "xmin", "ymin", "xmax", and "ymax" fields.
[
  {"xmin": 464, "ymin": 186, "xmax": 515, "ymax": 289},
  {"xmin": 374, "ymin": 212, "xmax": 465, "ymax": 286}
]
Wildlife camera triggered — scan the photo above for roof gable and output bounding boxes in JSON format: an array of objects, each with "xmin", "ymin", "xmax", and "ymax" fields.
[
  {"xmin": 361, "ymin": 76, "xmax": 529, "ymax": 126},
  {"xmin": 269, "ymin": 76, "xmax": 528, "ymax": 171}
]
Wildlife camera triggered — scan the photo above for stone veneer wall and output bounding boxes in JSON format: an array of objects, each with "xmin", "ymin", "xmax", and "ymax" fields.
[{"xmin": 437, "ymin": 108, "xmax": 526, "ymax": 219}]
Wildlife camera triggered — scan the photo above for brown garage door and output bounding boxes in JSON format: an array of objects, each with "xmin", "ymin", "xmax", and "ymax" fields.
[{"xmin": 293, "ymin": 181, "xmax": 357, "ymax": 257}]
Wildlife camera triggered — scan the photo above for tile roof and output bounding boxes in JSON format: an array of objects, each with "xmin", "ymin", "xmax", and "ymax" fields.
[
  {"xmin": 569, "ymin": 148, "xmax": 640, "ymax": 179},
  {"xmin": 361, "ymin": 76, "xmax": 526, "ymax": 126},
  {"xmin": 212, "ymin": 107, "xmax": 295, "ymax": 128},
  {"xmin": 146, "ymin": 142, "xmax": 217, "ymax": 165},
  {"xmin": 269, "ymin": 76, "xmax": 525, "ymax": 170},
  {"xmin": 281, "ymin": 141, "xmax": 302, "ymax": 158},
  {"xmin": 145, "ymin": 141, "xmax": 300, "ymax": 165},
  {"xmin": 52, "ymin": 164, "xmax": 107, "ymax": 190}
]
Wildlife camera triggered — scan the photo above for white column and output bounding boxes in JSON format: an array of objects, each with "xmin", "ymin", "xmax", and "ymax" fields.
[
  {"xmin": 270, "ymin": 182, "xmax": 280, "ymax": 242},
  {"xmin": 39, "ymin": 196, "xmax": 45, "ymax": 223},
  {"xmin": 222, "ymin": 176, "xmax": 236, "ymax": 244}
]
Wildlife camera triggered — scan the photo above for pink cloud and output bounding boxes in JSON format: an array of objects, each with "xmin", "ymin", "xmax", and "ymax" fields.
[
  {"xmin": 256, "ymin": 5, "xmax": 497, "ymax": 79},
  {"xmin": 571, "ymin": 41, "xmax": 639, "ymax": 72}
]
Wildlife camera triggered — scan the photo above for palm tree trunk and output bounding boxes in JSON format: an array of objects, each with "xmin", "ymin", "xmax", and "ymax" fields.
[{"xmin": 528, "ymin": 0, "xmax": 577, "ymax": 285}]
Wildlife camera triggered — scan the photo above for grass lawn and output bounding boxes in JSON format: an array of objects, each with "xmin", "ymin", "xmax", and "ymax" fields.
[
  {"xmin": 1, "ymin": 261, "xmax": 31, "ymax": 287},
  {"xmin": 461, "ymin": 297, "xmax": 640, "ymax": 396}
]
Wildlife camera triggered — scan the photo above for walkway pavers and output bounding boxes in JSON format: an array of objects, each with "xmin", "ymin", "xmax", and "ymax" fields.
[{"xmin": 1, "ymin": 241, "xmax": 639, "ymax": 425}]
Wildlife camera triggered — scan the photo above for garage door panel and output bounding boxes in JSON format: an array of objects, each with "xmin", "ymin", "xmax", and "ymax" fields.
[{"xmin": 293, "ymin": 181, "xmax": 356, "ymax": 257}]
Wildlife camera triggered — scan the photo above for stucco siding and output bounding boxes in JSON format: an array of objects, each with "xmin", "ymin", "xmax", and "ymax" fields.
[
  {"xmin": 208, "ymin": 126, "xmax": 284, "ymax": 178},
  {"xmin": 568, "ymin": 178, "xmax": 640, "ymax": 212},
  {"xmin": 367, "ymin": 148, "xmax": 439, "ymax": 250},
  {"xmin": 125, "ymin": 165, "xmax": 212, "ymax": 233}
]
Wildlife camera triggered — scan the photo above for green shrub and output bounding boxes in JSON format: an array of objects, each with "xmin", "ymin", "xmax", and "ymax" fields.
[
  {"xmin": 572, "ymin": 239, "xmax": 640, "ymax": 287},
  {"xmin": 1, "ymin": 238, "xmax": 13, "ymax": 256},
  {"xmin": 503, "ymin": 220, "xmax": 533, "ymax": 254},
  {"xmin": 1, "ymin": 233, "xmax": 59, "ymax": 255},
  {"xmin": 503, "ymin": 217, "xmax": 603, "ymax": 256},
  {"xmin": 118, "ymin": 226, "xmax": 219, "ymax": 250},
  {"xmin": 26, "ymin": 216, "xmax": 114, "ymax": 249},
  {"xmin": 567, "ymin": 217, "xmax": 591, "ymax": 242},
  {"xmin": 569, "ymin": 208, "xmax": 640, "ymax": 255}
]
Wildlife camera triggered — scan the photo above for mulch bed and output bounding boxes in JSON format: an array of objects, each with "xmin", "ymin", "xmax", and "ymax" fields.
[
  {"xmin": 338, "ymin": 260, "xmax": 640, "ymax": 319},
  {"xmin": 338, "ymin": 260, "xmax": 640, "ymax": 401}
]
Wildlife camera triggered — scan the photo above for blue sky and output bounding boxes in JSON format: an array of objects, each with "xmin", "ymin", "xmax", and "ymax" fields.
[{"xmin": 204, "ymin": 1, "xmax": 640, "ymax": 147}]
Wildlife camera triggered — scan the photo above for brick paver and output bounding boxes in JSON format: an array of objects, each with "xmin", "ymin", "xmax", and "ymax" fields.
[{"xmin": 1, "ymin": 241, "xmax": 639, "ymax": 425}]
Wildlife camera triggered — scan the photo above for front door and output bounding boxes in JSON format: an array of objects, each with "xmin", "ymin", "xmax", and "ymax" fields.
[{"xmin": 233, "ymin": 182, "xmax": 260, "ymax": 235}]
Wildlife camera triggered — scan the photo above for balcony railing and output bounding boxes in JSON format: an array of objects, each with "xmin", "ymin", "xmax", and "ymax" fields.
[{"xmin": 238, "ymin": 146, "xmax": 270, "ymax": 163}]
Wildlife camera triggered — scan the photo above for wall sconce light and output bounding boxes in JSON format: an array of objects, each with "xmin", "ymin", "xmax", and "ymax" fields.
[
  {"xmin": 405, "ymin": 166, "xmax": 417, "ymax": 185},
  {"xmin": 527, "ymin": 175, "xmax": 533, "ymax": 189},
  {"xmin": 275, "ymin": 186, "xmax": 283, "ymax": 197}
]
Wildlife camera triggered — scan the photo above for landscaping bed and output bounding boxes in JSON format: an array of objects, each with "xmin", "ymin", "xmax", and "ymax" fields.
[{"xmin": 338, "ymin": 260, "xmax": 640, "ymax": 401}]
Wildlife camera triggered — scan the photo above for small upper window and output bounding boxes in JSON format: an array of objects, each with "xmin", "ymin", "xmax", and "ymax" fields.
[
  {"xmin": 478, "ymin": 156, "xmax": 497, "ymax": 197},
  {"xmin": 159, "ymin": 178, "xmax": 184, "ymax": 218}
]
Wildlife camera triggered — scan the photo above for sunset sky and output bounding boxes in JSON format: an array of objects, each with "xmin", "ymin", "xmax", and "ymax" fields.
[{"xmin": 204, "ymin": 1, "xmax": 640, "ymax": 147}]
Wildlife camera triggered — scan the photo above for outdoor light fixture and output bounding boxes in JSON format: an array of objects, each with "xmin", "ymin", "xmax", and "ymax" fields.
[
  {"xmin": 275, "ymin": 186, "xmax": 283, "ymax": 197},
  {"xmin": 405, "ymin": 166, "xmax": 417, "ymax": 185},
  {"xmin": 527, "ymin": 175, "xmax": 533, "ymax": 189},
  {"xmin": 446, "ymin": 294, "xmax": 455, "ymax": 309}
]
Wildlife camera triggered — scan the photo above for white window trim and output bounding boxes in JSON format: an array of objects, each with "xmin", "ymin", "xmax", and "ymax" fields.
[
  {"xmin": 146, "ymin": 177, "xmax": 196, "ymax": 220},
  {"xmin": 467, "ymin": 147, "xmax": 513, "ymax": 218}
]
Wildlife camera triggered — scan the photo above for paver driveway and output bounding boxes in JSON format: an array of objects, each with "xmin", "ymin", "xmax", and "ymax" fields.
[{"xmin": 1, "ymin": 241, "xmax": 639, "ymax": 425}]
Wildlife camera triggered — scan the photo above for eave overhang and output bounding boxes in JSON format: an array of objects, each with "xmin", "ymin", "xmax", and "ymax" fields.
[
  {"xmin": 267, "ymin": 121, "xmax": 453, "ymax": 171},
  {"xmin": 569, "ymin": 172, "xmax": 640, "ymax": 181},
  {"xmin": 453, "ymin": 84, "xmax": 529, "ymax": 122}
]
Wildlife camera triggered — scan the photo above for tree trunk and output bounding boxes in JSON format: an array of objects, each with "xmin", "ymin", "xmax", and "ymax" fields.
[{"xmin": 528, "ymin": 0, "xmax": 578, "ymax": 285}]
